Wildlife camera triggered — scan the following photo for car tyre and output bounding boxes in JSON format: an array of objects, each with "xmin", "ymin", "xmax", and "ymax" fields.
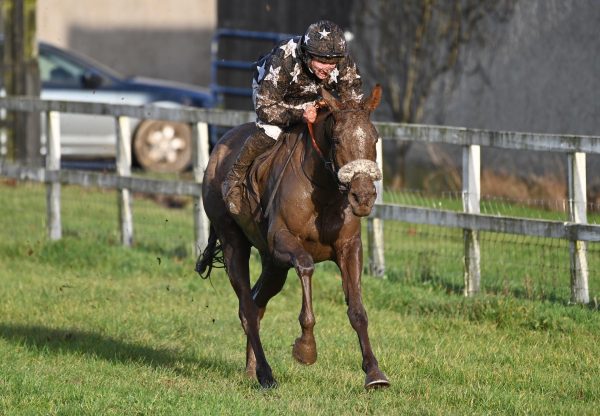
[{"xmin": 133, "ymin": 120, "xmax": 192, "ymax": 173}]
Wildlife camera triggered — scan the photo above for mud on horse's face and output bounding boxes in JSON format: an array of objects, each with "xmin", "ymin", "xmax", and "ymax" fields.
[{"xmin": 321, "ymin": 85, "xmax": 383, "ymax": 217}]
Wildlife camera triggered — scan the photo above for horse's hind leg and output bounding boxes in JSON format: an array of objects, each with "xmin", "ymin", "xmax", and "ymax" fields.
[
  {"xmin": 244, "ymin": 259, "xmax": 289, "ymax": 378},
  {"xmin": 221, "ymin": 236, "xmax": 277, "ymax": 388}
]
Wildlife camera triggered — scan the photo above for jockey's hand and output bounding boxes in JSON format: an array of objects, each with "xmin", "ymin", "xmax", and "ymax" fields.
[{"xmin": 303, "ymin": 105, "xmax": 317, "ymax": 124}]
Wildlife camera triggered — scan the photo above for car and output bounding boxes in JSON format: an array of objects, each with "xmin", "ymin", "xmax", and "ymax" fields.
[{"xmin": 1, "ymin": 38, "xmax": 215, "ymax": 172}]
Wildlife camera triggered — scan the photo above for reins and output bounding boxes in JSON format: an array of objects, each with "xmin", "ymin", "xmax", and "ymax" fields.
[
  {"xmin": 306, "ymin": 116, "xmax": 348, "ymax": 192},
  {"xmin": 307, "ymin": 122, "xmax": 325, "ymax": 159},
  {"xmin": 265, "ymin": 102, "xmax": 348, "ymax": 218}
]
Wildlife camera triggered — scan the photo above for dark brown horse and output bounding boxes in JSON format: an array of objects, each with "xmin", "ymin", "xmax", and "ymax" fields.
[{"xmin": 196, "ymin": 85, "xmax": 389, "ymax": 389}]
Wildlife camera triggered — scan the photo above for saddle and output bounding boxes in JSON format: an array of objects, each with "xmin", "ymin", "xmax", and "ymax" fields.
[{"xmin": 244, "ymin": 127, "xmax": 305, "ymax": 219}]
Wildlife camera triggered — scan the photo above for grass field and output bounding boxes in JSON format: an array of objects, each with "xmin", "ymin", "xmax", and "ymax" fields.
[{"xmin": 1, "ymin": 182, "xmax": 599, "ymax": 414}]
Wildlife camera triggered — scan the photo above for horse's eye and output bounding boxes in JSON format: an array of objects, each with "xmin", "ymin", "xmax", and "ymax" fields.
[{"xmin": 332, "ymin": 137, "xmax": 341, "ymax": 145}]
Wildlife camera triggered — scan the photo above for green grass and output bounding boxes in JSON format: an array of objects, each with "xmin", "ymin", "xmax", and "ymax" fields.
[
  {"xmin": 380, "ymin": 189, "xmax": 600, "ymax": 302},
  {"xmin": 1, "ymin": 182, "xmax": 599, "ymax": 414}
]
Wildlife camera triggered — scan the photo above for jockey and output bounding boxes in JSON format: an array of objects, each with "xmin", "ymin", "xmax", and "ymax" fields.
[{"xmin": 222, "ymin": 19, "xmax": 364, "ymax": 215}]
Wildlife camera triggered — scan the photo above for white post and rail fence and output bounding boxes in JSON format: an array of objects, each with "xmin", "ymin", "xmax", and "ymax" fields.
[{"xmin": 0, "ymin": 96, "xmax": 598, "ymax": 304}]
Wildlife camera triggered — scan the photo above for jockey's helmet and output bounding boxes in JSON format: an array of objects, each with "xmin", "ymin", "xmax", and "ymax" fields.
[{"xmin": 301, "ymin": 20, "xmax": 347, "ymax": 64}]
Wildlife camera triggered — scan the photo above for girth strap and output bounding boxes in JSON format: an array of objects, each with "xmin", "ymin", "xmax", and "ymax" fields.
[{"xmin": 263, "ymin": 131, "xmax": 303, "ymax": 218}]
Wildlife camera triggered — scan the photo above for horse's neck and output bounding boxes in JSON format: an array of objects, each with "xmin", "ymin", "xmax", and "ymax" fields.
[{"xmin": 301, "ymin": 115, "xmax": 338, "ymax": 192}]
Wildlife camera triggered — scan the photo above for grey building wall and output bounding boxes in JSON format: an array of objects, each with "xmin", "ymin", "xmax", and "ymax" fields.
[{"xmin": 36, "ymin": 0, "xmax": 216, "ymax": 86}]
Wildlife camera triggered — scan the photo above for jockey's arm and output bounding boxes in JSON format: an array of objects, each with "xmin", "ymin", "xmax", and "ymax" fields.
[{"xmin": 255, "ymin": 55, "xmax": 305, "ymax": 128}]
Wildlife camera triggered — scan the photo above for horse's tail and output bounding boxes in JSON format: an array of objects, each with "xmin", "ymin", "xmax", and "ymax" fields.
[{"xmin": 195, "ymin": 224, "xmax": 224, "ymax": 279}]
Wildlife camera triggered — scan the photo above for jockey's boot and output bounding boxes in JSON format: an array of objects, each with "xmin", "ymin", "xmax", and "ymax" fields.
[{"xmin": 222, "ymin": 129, "xmax": 275, "ymax": 215}]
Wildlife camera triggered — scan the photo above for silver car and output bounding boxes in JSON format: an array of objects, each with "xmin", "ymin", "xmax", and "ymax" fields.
[{"xmin": 2, "ymin": 39, "xmax": 215, "ymax": 172}]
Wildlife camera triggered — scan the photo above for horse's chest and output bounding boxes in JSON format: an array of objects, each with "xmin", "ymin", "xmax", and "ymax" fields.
[{"xmin": 289, "ymin": 206, "xmax": 355, "ymax": 244}]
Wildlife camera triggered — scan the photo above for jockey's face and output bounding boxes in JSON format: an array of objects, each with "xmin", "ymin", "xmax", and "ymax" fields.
[{"xmin": 309, "ymin": 58, "xmax": 337, "ymax": 80}]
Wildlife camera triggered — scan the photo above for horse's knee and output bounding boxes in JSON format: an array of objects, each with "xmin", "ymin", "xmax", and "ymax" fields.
[
  {"xmin": 347, "ymin": 305, "xmax": 368, "ymax": 328},
  {"xmin": 294, "ymin": 253, "xmax": 314, "ymax": 277}
]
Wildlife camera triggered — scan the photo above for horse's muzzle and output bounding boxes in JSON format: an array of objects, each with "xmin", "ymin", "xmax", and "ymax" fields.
[{"xmin": 348, "ymin": 174, "xmax": 377, "ymax": 217}]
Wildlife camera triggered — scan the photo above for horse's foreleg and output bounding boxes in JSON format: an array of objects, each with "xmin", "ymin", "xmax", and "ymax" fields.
[
  {"xmin": 222, "ymin": 241, "xmax": 277, "ymax": 388},
  {"xmin": 271, "ymin": 229, "xmax": 317, "ymax": 365},
  {"xmin": 293, "ymin": 267, "xmax": 317, "ymax": 364},
  {"xmin": 337, "ymin": 237, "xmax": 389, "ymax": 389}
]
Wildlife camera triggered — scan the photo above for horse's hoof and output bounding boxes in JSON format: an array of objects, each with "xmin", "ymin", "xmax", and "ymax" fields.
[
  {"xmin": 257, "ymin": 375, "xmax": 278, "ymax": 389},
  {"xmin": 292, "ymin": 336, "xmax": 317, "ymax": 365},
  {"xmin": 256, "ymin": 367, "xmax": 278, "ymax": 389},
  {"xmin": 364, "ymin": 369, "xmax": 390, "ymax": 390}
]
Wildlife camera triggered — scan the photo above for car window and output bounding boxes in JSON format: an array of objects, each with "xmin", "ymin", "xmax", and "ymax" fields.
[{"xmin": 39, "ymin": 49, "xmax": 88, "ymax": 87}]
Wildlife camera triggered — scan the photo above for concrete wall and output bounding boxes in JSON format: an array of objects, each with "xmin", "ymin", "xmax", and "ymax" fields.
[
  {"xmin": 427, "ymin": 0, "xmax": 599, "ymax": 137},
  {"xmin": 36, "ymin": 0, "xmax": 216, "ymax": 86}
]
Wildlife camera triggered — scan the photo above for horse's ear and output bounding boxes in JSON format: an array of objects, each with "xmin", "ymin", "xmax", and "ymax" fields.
[
  {"xmin": 321, "ymin": 88, "xmax": 341, "ymax": 111},
  {"xmin": 365, "ymin": 84, "xmax": 382, "ymax": 112}
]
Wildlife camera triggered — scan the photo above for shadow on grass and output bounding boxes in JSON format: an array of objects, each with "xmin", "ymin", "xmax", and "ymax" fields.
[{"xmin": 0, "ymin": 323, "xmax": 240, "ymax": 378}]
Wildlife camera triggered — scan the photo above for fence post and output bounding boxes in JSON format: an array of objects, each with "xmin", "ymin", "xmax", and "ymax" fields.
[
  {"xmin": 462, "ymin": 144, "xmax": 481, "ymax": 296},
  {"xmin": 0, "ymin": 88, "xmax": 6, "ymax": 161},
  {"xmin": 568, "ymin": 152, "xmax": 589, "ymax": 304},
  {"xmin": 116, "ymin": 116, "xmax": 133, "ymax": 247},
  {"xmin": 192, "ymin": 122, "xmax": 210, "ymax": 257},
  {"xmin": 46, "ymin": 111, "xmax": 62, "ymax": 240},
  {"xmin": 368, "ymin": 138, "xmax": 385, "ymax": 277}
]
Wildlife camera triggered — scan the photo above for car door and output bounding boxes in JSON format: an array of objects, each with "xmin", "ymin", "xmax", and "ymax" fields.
[{"xmin": 39, "ymin": 45, "xmax": 152, "ymax": 159}]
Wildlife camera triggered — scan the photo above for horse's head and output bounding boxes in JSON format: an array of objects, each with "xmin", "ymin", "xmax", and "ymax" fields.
[{"xmin": 321, "ymin": 85, "xmax": 383, "ymax": 217}]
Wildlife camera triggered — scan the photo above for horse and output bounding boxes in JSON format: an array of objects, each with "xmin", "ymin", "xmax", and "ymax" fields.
[{"xmin": 196, "ymin": 85, "xmax": 389, "ymax": 389}]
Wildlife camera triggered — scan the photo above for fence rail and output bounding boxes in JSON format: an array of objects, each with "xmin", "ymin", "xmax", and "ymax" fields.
[{"xmin": 1, "ymin": 96, "xmax": 599, "ymax": 304}]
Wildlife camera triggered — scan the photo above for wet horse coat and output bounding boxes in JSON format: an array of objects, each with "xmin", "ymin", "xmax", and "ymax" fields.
[{"xmin": 197, "ymin": 86, "xmax": 389, "ymax": 388}]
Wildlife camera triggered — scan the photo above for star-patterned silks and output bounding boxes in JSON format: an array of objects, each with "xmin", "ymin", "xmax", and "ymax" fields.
[
  {"xmin": 301, "ymin": 83, "xmax": 319, "ymax": 94},
  {"xmin": 350, "ymin": 89, "xmax": 364, "ymax": 102},
  {"xmin": 341, "ymin": 64, "xmax": 361, "ymax": 83},
  {"xmin": 264, "ymin": 65, "xmax": 281, "ymax": 88},
  {"xmin": 328, "ymin": 67, "xmax": 340, "ymax": 83},
  {"xmin": 253, "ymin": 34, "xmax": 363, "ymax": 128},
  {"xmin": 290, "ymin": 63, "xmax": 301, "ymax": 84},
  {"xmin": 318, "ymin": 28, "xmax": 331, "ymax": 39},
  {"xmin": 279, "ymin": 39, "xmax": 298, "ymax": 59},
  {"xmin": 256, "ymin": 61, "xmax": 267, "ymax": 82},
  {"xmin": 304, "ymin": 34, "xmax": 310, "ymax": 44}
]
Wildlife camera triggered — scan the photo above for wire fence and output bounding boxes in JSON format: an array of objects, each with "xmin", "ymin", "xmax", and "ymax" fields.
[
  {"xmin": 2, "ymin": 179, "xmax": 598, "ymax": 305},
  {"xmin": 382, "ymin": 187, "xmax": 599, "ymax": 303},
  {"xmin": 1, "ymin": 96, "xmax": 599, "ymax": 305}
]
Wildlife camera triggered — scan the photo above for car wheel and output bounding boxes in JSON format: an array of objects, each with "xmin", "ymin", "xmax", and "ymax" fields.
[{"xmin": 133, "ymin": 120, "xmax": 192, "ymax": 173}]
